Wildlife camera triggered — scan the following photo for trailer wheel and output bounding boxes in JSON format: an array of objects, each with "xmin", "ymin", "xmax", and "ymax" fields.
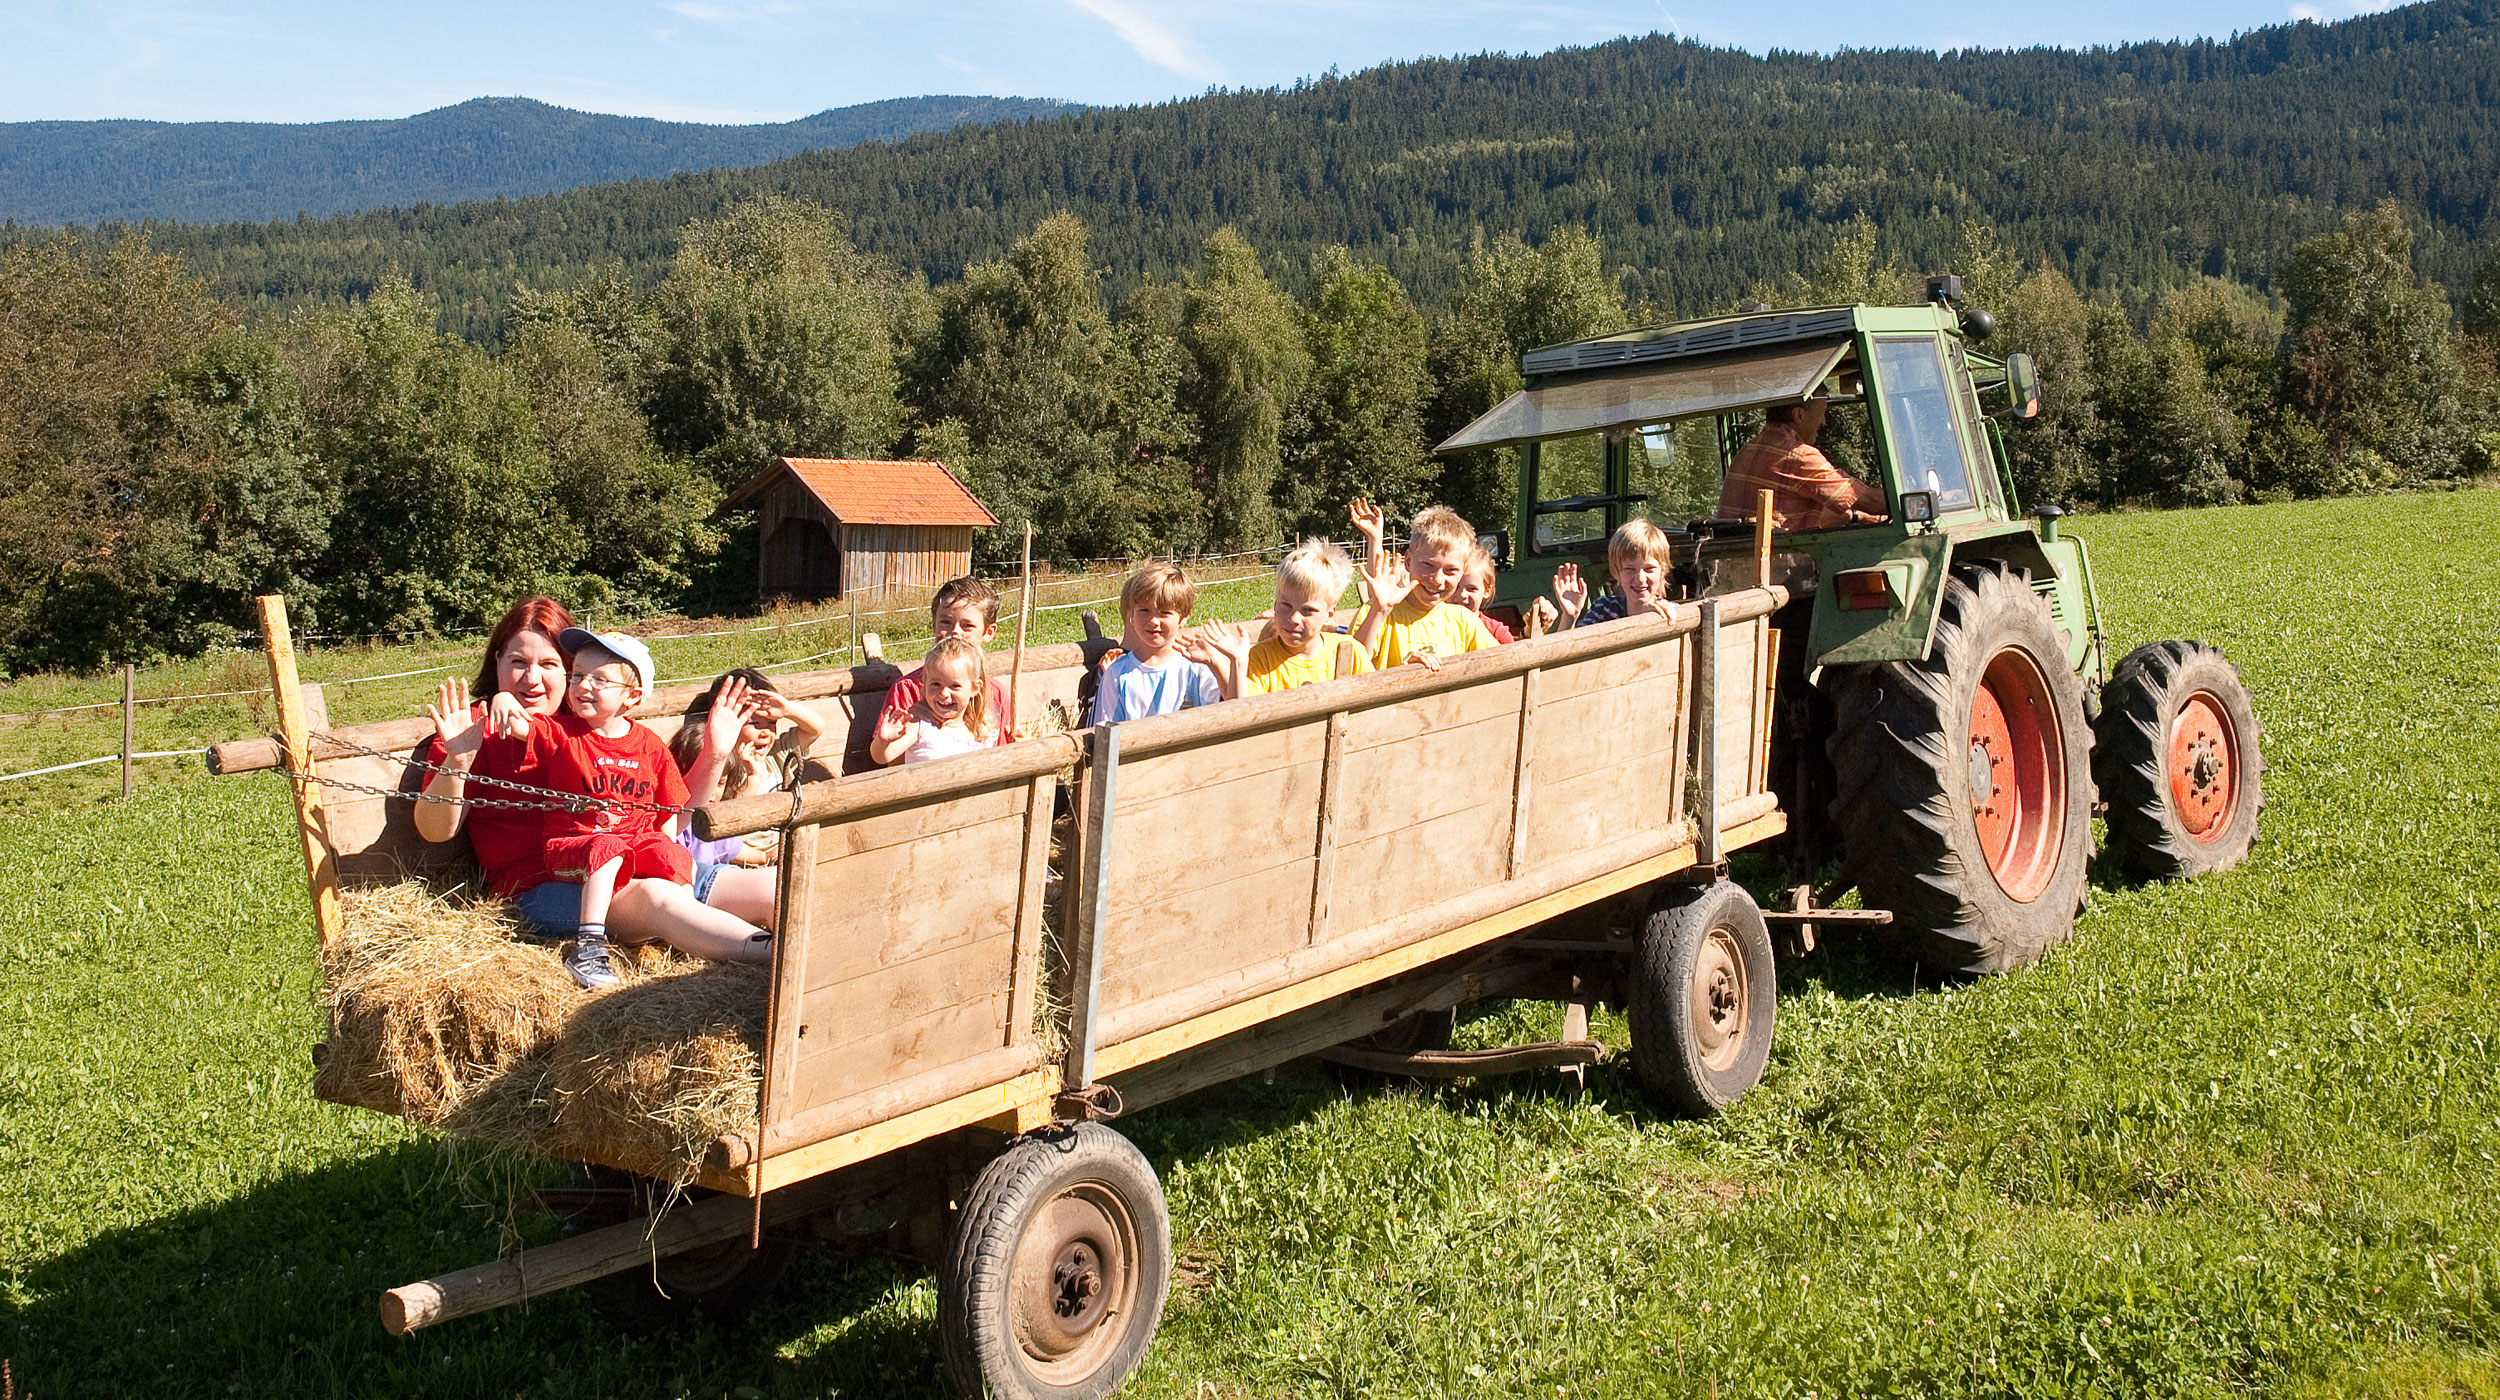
[
  {"xmin": 940, "ymin": 1123, "xmax": 1170, "ymax": 1400},
  {"xmin": 2095, "ymin": 639, "xmax": 2265, "ymax": 880},
  {"xmin": 560, "ymin": 1166, "xmax": 797, "ymax": 1333},
  {"xmin": 1826, "ymin": 560, "xmax": 2093, "ymax": 974},
  {"xmin": 1628, "ymin": 882, "xmax": 1776, "ymax": 1115}
]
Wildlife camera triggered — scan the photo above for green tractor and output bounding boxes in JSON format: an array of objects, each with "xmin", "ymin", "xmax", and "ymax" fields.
[{"xmin": 1440, "ymin": 279, "xmax": 2266, "ymax": 974}]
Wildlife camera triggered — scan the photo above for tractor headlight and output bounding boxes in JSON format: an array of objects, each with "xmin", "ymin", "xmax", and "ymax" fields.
[{"xmin": 1899, "ymin": 490, "xmax": 1937, "ymax": 524}]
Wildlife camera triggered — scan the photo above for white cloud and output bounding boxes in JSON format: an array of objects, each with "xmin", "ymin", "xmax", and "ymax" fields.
[
  {"xmin": 1062, "ymin": 0, "xmax": 1223, "ymax": 79},
  {"xmin": 2289, "ymin": 0, "xmax": 2400, "ymax": 17},
  {"xmin": 665, "ymin": 0, "xmax": 800, "ymax": 26}
]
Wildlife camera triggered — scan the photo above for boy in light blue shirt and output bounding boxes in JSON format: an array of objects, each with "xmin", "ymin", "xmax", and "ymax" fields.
[{"xmin": 1089, "ymin": 562, "xmax": 1224, "ymax": 724}]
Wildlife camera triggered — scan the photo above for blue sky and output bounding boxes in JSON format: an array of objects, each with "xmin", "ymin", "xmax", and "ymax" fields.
[{"xmin": 2, "ymin": 0, "xmax": 2407, "ymax": 125}]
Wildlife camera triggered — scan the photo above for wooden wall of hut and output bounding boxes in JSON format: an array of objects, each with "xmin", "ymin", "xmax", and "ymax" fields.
[{"xmin": 839, "ymin": 524, "xmax": 974, "ymax": 597}]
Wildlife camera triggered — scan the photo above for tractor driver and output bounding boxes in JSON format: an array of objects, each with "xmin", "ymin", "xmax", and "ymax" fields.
[{"xmin": 1718, "ymin": 398, "xmax": 1888, "ymax": 532}]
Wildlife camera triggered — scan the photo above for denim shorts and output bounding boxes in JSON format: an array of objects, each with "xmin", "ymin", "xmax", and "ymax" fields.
[{"xmin": 514, "ymin": 863, "xmax": 725, "ymax": 939}]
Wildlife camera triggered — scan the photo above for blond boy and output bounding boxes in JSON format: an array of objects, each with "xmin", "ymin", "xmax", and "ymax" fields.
[
  {"xmin": 1090, "ymin": 563, "xmax": 1224, "ymax": 723},
  {"xmin": 1353, "ymin": 504, "xmax": 1500, "ymax": 668},
  {"xmin": 1553, "ymin": 519, "xmax": 1694, "ymax": 629},
  {"xmin": 1197, "ymin": 540, "xmax": 1374, "ymax": 698}
]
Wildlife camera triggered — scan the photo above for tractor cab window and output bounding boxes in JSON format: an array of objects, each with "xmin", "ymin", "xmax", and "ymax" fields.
[
  {"xmin": 1870, "ymin": 336, "xmax": 1977, "ymax": 512},
  {"xmin": 1628, "ymin": 420, "xmax": 1721, "ymax": 526},
  {"xmin": 1526, "ymin": 433, "xmax": 1610, "ymax": 553}
]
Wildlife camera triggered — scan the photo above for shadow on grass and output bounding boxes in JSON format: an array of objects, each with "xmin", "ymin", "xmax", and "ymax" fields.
[{"xmin": 3, "ymin": 1137, "xmax": 957, "ymax": 1400}]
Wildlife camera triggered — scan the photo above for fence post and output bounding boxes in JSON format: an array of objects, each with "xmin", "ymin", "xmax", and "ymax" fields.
[
  {"xmin": 119, "ymin": 664, "xmax": 134, "ymax": 799},
  {"xmin": 258, "ymin": 595, "xmax": 344, "ymax": 950}
]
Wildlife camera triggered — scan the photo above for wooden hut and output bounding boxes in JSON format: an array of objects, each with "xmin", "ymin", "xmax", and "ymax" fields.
[{"xmin": 723, "ymin": 456, "xmax": 997, "ymax": 602}]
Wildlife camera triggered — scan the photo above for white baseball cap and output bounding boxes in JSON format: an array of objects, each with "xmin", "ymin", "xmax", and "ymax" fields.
[{"xmin": 559, "ymin": 627, "xmax": 656, "ymax": 695}]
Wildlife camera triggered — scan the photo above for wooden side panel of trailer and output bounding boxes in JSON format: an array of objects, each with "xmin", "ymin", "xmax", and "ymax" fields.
[{"xmin": 758, "ymin": 772, "xmax": 1054, "ymax": 1158}]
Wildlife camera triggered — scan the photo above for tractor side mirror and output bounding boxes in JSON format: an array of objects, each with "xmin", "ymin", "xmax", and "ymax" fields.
[
  {"xmin": 2005, "ymin": 353, "xmax": 2042, "ymax": 420},
  {"xmin": 1477, "ymin": 530, "xmax": 1511, "ymax": 569}
]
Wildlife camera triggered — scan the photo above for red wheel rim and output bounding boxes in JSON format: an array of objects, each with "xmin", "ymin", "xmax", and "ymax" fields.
[
  {"xmin": 1966, "ymin": 648, "xmax": 2065, "ymax": 903},
  {"xmin": 2168, "ymin": 690, "xmax": 2240, "ymax": 841}
]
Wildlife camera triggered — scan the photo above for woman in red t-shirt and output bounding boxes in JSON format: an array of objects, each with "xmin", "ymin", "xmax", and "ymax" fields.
[{"xmin": 418, "ymin": 597, "xmax": 774, "ymax": 955}]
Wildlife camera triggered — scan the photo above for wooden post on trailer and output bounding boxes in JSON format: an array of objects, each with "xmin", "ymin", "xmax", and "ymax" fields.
[
  {"xmin": 1064, "ymin": 721, "xmax": 1122, "ymax": 1101},
  {"xmin": 257, "ymin": 595, "xmax": 343, "ymax": 949},
  {"xmin": 1008, "ymin": 521, "xmax": 1034, "ymax": 737},
  {"xmin": 1754, "ymin": 488, "xmax": 1775, "ymax": 590},
  {"xmin": 1690, "ymin": 597, "xmax": 1722, "ymax": 867},
  {"xmin": 118, "ymin": 663, "xmax": 134, "ymax": 799}
]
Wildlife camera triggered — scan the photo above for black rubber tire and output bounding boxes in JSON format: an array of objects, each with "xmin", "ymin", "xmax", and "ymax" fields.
[
  {"xmin": 1825, "ymin": 560, "xmax": 2095, "ymax": 975},
  {"xmin": 939, "ymin": 1124, "xmax": 1171, "ymax": 1400},
  {"xmin": 561, "ymin": 1166, "xmax": 797, "ymax": 1334},
  {"xmin": 1627, "ymin": 882, "xmax": 1776, "ymax": 1115},
  {"xmin": 2094, "ymin": 639, "xmax": 2265, "ymax": 880},
  {"xmin": 1344, "ymin": 1006, "xmax": 1458, "ymax": 1055}
]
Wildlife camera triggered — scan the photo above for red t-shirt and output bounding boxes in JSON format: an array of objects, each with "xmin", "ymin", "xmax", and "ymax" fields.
[
  {"xmin": 520, "ymin": 710, "xmax": 690, "ymax": 845},
  {"xmin": 423, "ymin": 707, "xmax": 556, "ymax": 899},
  {"xmin": 880, "ymin": 669, "xmax": 1015, "ymax": 746},
  {"xmin": 1479, "ymin": 611, "xmax": 1518, "ymax": 644}
]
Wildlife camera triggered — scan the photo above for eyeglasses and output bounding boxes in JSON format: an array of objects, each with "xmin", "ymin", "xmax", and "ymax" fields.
[{"xmin": 569, "ymin": 673, "xmax": 634, "ymax": 693}]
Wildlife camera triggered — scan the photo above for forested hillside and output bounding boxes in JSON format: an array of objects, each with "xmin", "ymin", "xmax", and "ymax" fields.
[
  {"xmin": 2, "ymin": 3, "xmax": 2496, "ymax": 673},
  {"xmin": 0, "ymin": 95, "xmax": 1073, "ymax": 226},
  {"xmin": 25, "ymin": 1, "xmax": 2498, "ymax": 344}
]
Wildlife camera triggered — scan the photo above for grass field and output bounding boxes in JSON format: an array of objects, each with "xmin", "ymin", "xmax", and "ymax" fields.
[{"xmin": 4, "ymin": 492, "xmax": 2498, "ymax": 1398}]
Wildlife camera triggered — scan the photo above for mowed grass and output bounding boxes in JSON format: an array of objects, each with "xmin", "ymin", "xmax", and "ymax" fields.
[{"xmin": 3, "ymin": 492, "xmax": 2497, "ymax": 1397}]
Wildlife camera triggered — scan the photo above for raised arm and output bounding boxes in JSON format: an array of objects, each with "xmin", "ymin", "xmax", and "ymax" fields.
[
  {"xmin": 1352, "ymin": 553, "xmax": 1412, "ymax": 656},
  {"xmin": 415, "ymin": 678, "xmax": 480, "ymax": 843},
  {"xmin": 761, "ymin": 691, "xmax": 829, "ymax": 755},
  {"xmin": 868, "ymin": 704, "xmax": 917, "ymax": 767},
  {"xmin": 682, "ymin": 676, "xmax": 757, "ymax": 807},
  {"xmin": 1550, "ymin": 563, "xmax": 1590, "ymax": 630},
  {"xmin": 1349, "ymin": 497, "xmax": 1388, "ymax": 577},
  {"xmin": 1176, "ymin": 632, "xmax": 1250, "ymax": 701}
]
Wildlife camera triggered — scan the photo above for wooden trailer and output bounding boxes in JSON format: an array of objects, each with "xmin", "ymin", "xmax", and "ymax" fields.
[{"xmin": 214, "ymin": 582, "xmax": 1802, "ymax": 1400}]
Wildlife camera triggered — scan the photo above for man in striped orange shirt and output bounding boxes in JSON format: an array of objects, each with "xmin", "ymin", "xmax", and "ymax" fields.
[{"xmin": 1716, "ymin": 400, "xmax": 1888, "ymax": 531}]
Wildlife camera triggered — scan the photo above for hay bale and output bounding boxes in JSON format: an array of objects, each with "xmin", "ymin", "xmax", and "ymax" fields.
[
  {"xmin": 315, "ymin": 883, "xmax": 763, "ymax": 1183},
  {"xmin": 316, "ymin": 885, "xmax": 577, "ymax": 1119}
]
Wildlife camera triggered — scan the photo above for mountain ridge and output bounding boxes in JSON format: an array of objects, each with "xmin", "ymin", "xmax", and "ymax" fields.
[{"xmin": 0, "ymin": 94, "xmax": 1078, "ymax": 225}]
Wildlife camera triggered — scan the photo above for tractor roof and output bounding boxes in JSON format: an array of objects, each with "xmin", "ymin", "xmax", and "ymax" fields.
[{"xmin": 1437, "ymin": 301, "xmax": 1960, "ymax": 455}]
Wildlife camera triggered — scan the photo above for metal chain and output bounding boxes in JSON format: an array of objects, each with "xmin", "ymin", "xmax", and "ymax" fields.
[{"xmin": 279, "ymin": 729, "xmax": 695, "ymax": 816}]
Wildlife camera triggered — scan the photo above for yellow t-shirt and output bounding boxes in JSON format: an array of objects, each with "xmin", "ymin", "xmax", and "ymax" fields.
[
  {"xmin": 1244, "ymin": 634, "xmax": 1374, "ymax": 694},
  {"xmin": 1370, "ymin": 599, "xmax": 1498, "ymax": 669}
]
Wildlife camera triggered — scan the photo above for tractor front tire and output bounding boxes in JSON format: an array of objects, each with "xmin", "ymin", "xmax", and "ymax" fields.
[
  {"xmin": 1826, "ymin": 561, "xmax": 2094, "ymax": 975},
  {"xmin": 1628, "ymin": 881, "xmax": 1776, "ymax": 1115},
  {"xmin": 2094, "ymin": 639, "xmax": 2265, "ymax": 880},
  {"xmin": 939, "ymin": 1123, "xmax": 1170, "ymax": 1400}
]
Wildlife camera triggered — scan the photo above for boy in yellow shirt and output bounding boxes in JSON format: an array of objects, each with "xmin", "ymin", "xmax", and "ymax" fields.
[
  {"xmin": 1195, "ymin": 539, "xmax": 1375, "ymax": 697},
  {"xmin": 1353, "ymin": 504, "xmax": 1500, "ymax": 668}
]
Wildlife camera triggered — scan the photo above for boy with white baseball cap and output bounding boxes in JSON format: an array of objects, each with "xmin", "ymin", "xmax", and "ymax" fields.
[{"xmin": 506, "ymin": 627, "xmax": 765, "ymax": 987}]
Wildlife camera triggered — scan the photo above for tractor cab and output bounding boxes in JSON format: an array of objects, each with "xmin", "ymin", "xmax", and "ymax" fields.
[{"xmin": 1438, "ymin": 283, "xmax": 2088, "ymax": 674}]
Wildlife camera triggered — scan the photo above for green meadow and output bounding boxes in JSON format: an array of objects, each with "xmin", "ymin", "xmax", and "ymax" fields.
[{"xmin": 2, "ymin": 491, "xmax": 2495, "ymax": 1397}]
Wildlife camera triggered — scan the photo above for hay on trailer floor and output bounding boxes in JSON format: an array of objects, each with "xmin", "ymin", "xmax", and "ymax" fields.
[{"xmin": 315, "ymin": 883, "xmax": 763, "ymax": 1184}]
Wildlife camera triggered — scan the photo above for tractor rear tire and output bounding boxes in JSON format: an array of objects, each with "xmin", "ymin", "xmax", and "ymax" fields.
[
  {"xmin": 2094, "ymin": 639, "xmax": 2265, "ymax": 880},
  {"xmin": 939, "ymin": 1123, "xmax": 1170, "ymax": 1400},
  {"xmin": 1826, "ymin": 560, "xmax": 2094, "ymax": 975},
  {"xmin": 1628, "ymin": 881, "xmax": 1776, "ymax": 1115}
]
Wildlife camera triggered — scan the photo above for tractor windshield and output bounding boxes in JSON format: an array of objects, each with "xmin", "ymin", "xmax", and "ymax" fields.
[{"xmin": 1869, "ymin": 335, "xmax": 1977, "ymax": 512}]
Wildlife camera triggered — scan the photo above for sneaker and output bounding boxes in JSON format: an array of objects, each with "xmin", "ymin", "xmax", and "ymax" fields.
[{"xmin": 567, "ymin": 932, "xmax": 620, "ymax": 990}]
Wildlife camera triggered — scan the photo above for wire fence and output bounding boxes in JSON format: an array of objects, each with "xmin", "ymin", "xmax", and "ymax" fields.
[{"xmin": 0, "ymin": 749, "xmax": 202, "ymax": 784}]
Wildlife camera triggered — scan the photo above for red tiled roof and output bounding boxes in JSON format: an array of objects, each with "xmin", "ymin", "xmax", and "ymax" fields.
[{"xmin": 723, "ymin": 457, "xmax": 997, "ymax": 527}]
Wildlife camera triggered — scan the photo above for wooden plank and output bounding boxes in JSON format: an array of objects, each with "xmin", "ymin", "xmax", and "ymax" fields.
[
  {"xmin": 1713, "ymin": 617, "xmax": 1758, "ymax": 807},
  {"xmin": 812, "ymin": 781, "xmax": 1028, "ymax": 861},
  {"xmin": 1103, "ymin": 761, "xmax": 1322, "ymax": 910},
  {"xmin": 801, "ymin": 818, "xmax": 1025, "ymax": 993},
  {"xmin": 1756, "ymin": 624, "xmax": 1782, "ymax": 796},
  {"xmin": 1309, "ymin": 711, "xmax": 1347, "ymax": 944},
  {"xmin": 1508, "ymin": 667, "xmax": 1540, "ymax": 879},
  {"xmin": 1112, "ymin": 720, "xmax": 1323, "ymax": 807},
  {"xmin": 259, "ymin": 595, "xmax": 343, "ymax": 949},
  {"xmin": 1325, "ymin": 795, "xmax": 1511, "ymax": 935},
  {"xmin": 761, "ymin": 821, "xmax": 821, "ymax": 1141},
  {"xmin": 1528, "ymin": 669, "xmax": 1689, "ymax": 785},
  {"xmin": 1691, "ymin": 600, "xmax": 1721, "ymax": 864},
  {"xmin": 380, "ymin": 1170, "xmax": 855, "ymax": 1334},
  {"xmin": 1329, "ymin": 709, "xmax": 1523, "ymax": 846},
  {"xmin": 756, "ymin": 1065, "xmax": 1057, "ymax": 1192},
  {"xmin": 1339, "ymin": 678, "xmax": 1522, "ymax": 752},
  {"xmin": 793, "ymin": 989, "xmax": 1012, "ymax": 1111},
  {"xmin": 1096, "ymin": 855, "xmax": 1318, "ymax": 1016},
  {"xmin": 1005, "ymin": 773, "xmax": 1053, "ymax": 1048},
  {"xmin": 1523, "ymin": 758, "xmax": 1686, "ymax": 867},
  {"xmin": 1093, "ymin": 808, "xmax": 1788, "ymax": 1070}
]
